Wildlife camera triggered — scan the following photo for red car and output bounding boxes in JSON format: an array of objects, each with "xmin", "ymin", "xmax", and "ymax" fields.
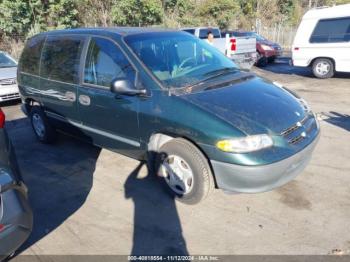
[{"xmin": 222, "ymin": 31, "xmax": 282, "ymax": 66}]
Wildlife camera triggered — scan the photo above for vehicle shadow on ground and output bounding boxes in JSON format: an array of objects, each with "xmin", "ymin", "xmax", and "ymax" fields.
[
  {"xmin": 125, "ymin": 158, "xmax": 188, "ymax": 255},
  {"xmin": 6, "ymin": 117, "xmax": 188, "ymax": 256},
  {"xmin": 321, "ymin": 111, "xmax": 350, "ymax": 132},
  {"xmin": 5, "ymin": 117, "xmax": 101, "ymax": 253},
  {"xmin": 258, "ymin": 57, "xmax": 350, "ymax": 79}
]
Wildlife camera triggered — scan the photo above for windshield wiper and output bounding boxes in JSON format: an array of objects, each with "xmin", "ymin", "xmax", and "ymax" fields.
[
  {"xmin": 204, "ymin": 67, "xmax": 238, "ymax": 76},
  {"xmin": 186, "ymin": 67, "xmax": 239, "ymax": 89}
]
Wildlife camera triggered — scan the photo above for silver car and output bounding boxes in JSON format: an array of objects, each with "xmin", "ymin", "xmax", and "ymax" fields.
[{"xmin": 0, "ymin": 52, "xmax": 20, "ymax": 102}]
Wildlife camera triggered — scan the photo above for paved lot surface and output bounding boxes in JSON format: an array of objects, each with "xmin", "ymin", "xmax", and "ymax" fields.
[{"xmin": 2, "ymin": 59, "xmax": 350, "ymax": 256}]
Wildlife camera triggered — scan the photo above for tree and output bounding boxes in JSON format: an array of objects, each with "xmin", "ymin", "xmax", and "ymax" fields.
[
  {"xmin": 0, "ymin": 0, "xmax": 79, "ymax": 38},
  {"xmin": 111, "ymin": 0, "xmax": 163, "ymax": 26},
  {"xmin": 0, "ymin": 0, "xmax": 32, "ymax": 37},
  {"xmin": 197, "ymin": 0, "xmax": 240, "ymax": 29},
  {"xmin": 46, "ymin": 0, "xmax": 79, "ymax": 29},
  {"xmin": 163, "ymin": 0, "xmax": 199, "ymax": 27}
]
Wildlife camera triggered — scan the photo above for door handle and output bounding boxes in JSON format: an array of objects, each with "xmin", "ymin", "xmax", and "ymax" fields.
[
  {"xmin": 79, "ymin": 95, "xmax": 91, "ymax": 106},
  {"xmin": 65, "ymin": 91, "xmax": 76, "ymax": 102}
]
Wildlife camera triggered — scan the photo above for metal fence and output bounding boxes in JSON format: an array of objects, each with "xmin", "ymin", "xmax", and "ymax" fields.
[{"xmin": 256, "ymin": 24, "xmax": 297, "ymax": 51}]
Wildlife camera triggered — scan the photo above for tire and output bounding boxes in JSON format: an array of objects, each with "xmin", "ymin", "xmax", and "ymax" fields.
[
  {"xmin": 257, "ymin": 55, "xmax": 268, "ymax": 67},
  {"xmin": 312, "ymin": 58, "xmax": 334, "ymax": 79},
  {"xmin": 268, "ymin": 56, "xmax": 276, "ymax": 63},
  {"xmin": 155, "ymin": 138, "xmax": 214, "ymax": 205},
  {"xmin": 30, "ymin": 106, "xmax": 57, "ymax": 143}
]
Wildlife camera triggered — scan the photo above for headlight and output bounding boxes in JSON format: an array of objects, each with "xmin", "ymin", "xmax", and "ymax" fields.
[
  {"xmin": 216, "ymin": 134, "xmax": 273, "ymax": 153},
  {"xmin": 299, "ymin": 98, "xmax": 311, "ymax": 112},
  {"xmin": 261, "ymin": 44, "xmax": 273, "ymax": 51}
]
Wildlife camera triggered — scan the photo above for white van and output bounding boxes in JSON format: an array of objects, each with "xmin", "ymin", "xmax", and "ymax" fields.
[{"xmin": 292, "ymin": 4, "xmax": 350, "ymax": 78}]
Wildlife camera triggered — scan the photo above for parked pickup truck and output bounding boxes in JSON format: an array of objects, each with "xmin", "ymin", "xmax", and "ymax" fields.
[
  {"xmin": 182, "ymin": 27, "xmax": 257, "ymax": 69},
  {"xmin": 222, "ymin": 31, "xmax": 282, "ymax": 67}
]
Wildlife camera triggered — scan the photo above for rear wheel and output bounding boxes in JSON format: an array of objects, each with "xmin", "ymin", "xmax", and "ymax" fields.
[
  {"xmin": 30, "ymin": 106, "xmax": 57, "ymax": 143},
  {"xmin": 312, "ymin": 58, "xmax": 334, "ymax": 79},
  {"xmin": 155, "ymin": 138, "xmax": 214, "ymax": 205}
]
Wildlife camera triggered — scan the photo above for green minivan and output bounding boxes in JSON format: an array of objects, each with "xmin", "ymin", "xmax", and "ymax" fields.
[{"xmin": 18, "ymin": 28, "xmax": 319, "ymax": 204}]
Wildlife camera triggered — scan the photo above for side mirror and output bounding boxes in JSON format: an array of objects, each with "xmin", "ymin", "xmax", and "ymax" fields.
[{"xmin": 111, "ymin": 78, "xmax": 147, "ymax": 96}]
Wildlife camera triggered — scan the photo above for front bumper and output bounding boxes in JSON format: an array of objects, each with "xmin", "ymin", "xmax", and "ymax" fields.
[
  {"xmin": 211, "ymin": 134, "xmax": 319, "ymax": 193},
  {"xmin": 0, "ymin": 84, "xmax": 20, "ymax": 102}
]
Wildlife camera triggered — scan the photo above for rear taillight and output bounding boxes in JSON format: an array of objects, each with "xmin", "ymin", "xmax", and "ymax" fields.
[
  {"xmin": 0, "ymin": 109, "xmax": 5, "ymax": 128},
  {"xmin": 294, "ymin": 47, "xmax": 299, "ymax": 51},
  {"xmin": 230, "ymin": 38, "xmax": 236, "ymax": 51},
  {"xmin": 0, "ymin": 224, "xmax": 4, "ymax": 232}
]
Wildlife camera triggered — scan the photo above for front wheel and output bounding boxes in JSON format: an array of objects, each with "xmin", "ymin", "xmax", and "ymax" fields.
[
  {"xmin": 256, "ymin": 54, "xmax": 268, "ymax": 67},
  {"xmin": 155, "ymin": 138, "xmax": 215, "ymax": 205},
  {"xmin": 312, "ymin": 58, "xmax": 334, "ymax": 79}
]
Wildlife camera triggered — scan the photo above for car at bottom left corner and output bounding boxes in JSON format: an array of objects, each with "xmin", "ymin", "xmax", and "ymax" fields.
[{"xmin": 0, "ymin": 108, "xmax": 32, "ymax": 261}]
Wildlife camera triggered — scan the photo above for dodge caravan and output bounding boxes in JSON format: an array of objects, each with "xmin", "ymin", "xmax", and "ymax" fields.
[{"xmin": 18, "ymin": 28, "xmax": 320, "ymax": 204}]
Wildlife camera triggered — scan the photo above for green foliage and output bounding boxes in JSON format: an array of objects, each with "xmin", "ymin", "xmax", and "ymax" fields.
[
  {"xmin": 1, "ymin": 0, "xmax": 350, "ymax": 40},
  {"xmin": 111, "ymin": 0, "xmax": 163, "ymax": 26},
  {"xmin": 0, "ymin": 0, "xmax": 32, "ymax": 36},
  {"xmin": 47, "ymin": 0, "xmax": 79, "ymax": 29},
  {"xmin": 0, "ymin": 0, "xmax": 79, "ymax": 38},
  {"xmin": 197, "ymin": 0, "xmax": 240, "ymax": 29}
]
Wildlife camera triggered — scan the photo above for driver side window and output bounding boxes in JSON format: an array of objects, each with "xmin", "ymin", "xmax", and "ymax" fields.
[{"xmin": 84, "ymin": 37, "xmax": 135, "ymax": 88}]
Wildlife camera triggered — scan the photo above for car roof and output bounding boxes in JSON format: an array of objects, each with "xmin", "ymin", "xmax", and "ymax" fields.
[
  {"xmin": 36, "ymin": 27, "xmax": 179, "ymax": 38},
  {"xmin": 181, "ymin": 27, "xmax": 220, "ymax": 30},
  {"xmin": 303, "ymin": 4, "xmax": 350, "ymax": 20},
  {"xmin": 223, "ymin": 31, "xmax": 257, "ymax": 36}
]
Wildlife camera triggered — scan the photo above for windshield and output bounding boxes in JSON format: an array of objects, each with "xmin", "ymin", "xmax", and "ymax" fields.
[
  {"xmin": 0, "ymin": 52, "xmax": 17, "ymax": 68},
  {"xmin": 125, "ymin": 32, "xmax": 238, "ymax": 89}
]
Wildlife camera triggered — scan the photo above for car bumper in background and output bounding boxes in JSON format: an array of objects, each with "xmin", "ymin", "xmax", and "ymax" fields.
[
  {"xmin": 0, "ymin": 84, "xmax": 20, "ymax": 102},
  {"xmin": 211, "ymin": 134, "xmax": 319, "ymax": 193},
  {"xmin": 231, "ymin": 52, "xmax": 257, "ymax": 70}
]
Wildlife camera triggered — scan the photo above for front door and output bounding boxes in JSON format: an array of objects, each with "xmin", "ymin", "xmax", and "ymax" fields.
[{"xmin": 77, "ymin": 37, "xmax": 141, "ymax": 157}]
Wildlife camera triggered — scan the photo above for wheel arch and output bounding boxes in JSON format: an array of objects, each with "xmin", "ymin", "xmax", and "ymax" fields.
[
  {"xmin": 309, "ymin": 56, "xmax": 335, "ymax": 68},
  {"xmin": 23, "ymin": 98, "xmax": 41, "ymax": 113},
  {"xmin": 147, "ymin": 132, "xmax": 219, "ymax": 188}
]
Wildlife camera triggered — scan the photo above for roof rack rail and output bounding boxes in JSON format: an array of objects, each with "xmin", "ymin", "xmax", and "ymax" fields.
[{"xmin": 312, "ymin": 6, "xmax": 330, "ymax": 9}]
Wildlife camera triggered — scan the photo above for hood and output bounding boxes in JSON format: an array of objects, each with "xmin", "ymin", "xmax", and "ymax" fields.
[
  {"xmin": 180, "ymin": 76, "xmax": 306, "ymax": 135},
  {"xmin": 259, "ymin": 40, "xmax": 280, "ymax": 48},
  {"xmin": 0, "ymin": 66, "xmax": 17, "ymax": 80}
]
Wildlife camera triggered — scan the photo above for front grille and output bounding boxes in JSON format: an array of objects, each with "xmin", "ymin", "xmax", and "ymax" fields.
[
  {"xmin": 0, "ymin": 78, "xmax": 16, "ymax": 86},
  {"xmin": 0, "ymin": 92, "xmax": 20, "ymax": 101},
  {"xmin": 280, "ymin": 115, "xmax": 308, "ymax": 136},
  {"xmin": 281, "ymin": 114, "xmax": 317, "ymax": 145}
]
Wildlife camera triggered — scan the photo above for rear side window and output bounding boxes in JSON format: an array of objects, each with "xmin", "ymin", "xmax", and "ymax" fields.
[
  {"xmin": 41, "ymin": 36, "xmax": 84, "ymax": 83},
  {"xmin": 310, "ymin": 17, "xmax": 350, "ymax": 43},
  {"xmin": 83, "ymin": 37, "xmax": 135, "ymax": 88},
  {"xmin": 198, "ymin": 29, "xmax": 221, "ymax": 39},
  {"xmin": 19, "ymin": 36, "xmax": 45, "ymax": 75}
]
